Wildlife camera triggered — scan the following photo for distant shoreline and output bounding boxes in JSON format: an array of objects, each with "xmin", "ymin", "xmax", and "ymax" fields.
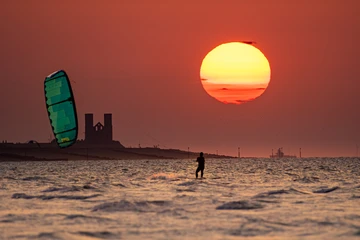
[{"xmin": 0, "ymin": 143, "xmax": 236, "ymax": 161}]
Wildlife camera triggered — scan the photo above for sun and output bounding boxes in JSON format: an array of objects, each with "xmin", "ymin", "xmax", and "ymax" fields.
[{"xmin": 200, "ymin": 42, "xmax": 271, "ymax": 104}]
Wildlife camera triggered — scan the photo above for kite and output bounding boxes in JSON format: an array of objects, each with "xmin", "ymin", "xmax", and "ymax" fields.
[{"xmin": 44, "ymin": 70, "xmax": 78, "ymax": 148}]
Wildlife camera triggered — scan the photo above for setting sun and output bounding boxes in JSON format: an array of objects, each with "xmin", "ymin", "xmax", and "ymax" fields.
[{"xmin": 200, "ymin": 42, "xmax": 271, "ymax": 104}]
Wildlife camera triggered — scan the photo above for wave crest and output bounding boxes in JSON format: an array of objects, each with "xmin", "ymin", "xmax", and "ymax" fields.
[
  {"xmin": 216, "ymin": 200, "xmax": 264, "ymax": 210},
  {"xmin": 12, "ymin": 193, "xmax": 101, "ymax": 200},
  {"xmin": 92, "ymin": 200, "xmax": 172, "ymax": 212}
]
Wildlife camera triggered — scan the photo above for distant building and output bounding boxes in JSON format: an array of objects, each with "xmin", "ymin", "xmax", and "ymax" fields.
[
  {"xmin": 85, "ymin": 113, "xmax": 122, "ymax": 146},
  {"xmin": 270, "ymin": 147, "xmax": 296, "ymax": 158}
]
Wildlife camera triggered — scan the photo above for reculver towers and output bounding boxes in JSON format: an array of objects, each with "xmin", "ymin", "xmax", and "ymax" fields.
[{"xmin": 85, "ymin": 113, "xmax": 121, "ymax": 146}]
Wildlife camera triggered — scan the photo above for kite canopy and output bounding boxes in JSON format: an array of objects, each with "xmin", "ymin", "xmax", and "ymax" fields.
[{"xmin": 44, "ymin": 70, "xmax": 78, "ymax": 148}]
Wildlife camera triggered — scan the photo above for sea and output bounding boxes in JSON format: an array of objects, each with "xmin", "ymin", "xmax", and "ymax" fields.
[{"xmin": 0, "ymin": 158, "xmax": 359, "ymax": 240}]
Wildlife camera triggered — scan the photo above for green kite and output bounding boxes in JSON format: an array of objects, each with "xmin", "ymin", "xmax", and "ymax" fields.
[{"xmin": 44, "ymin": 70, "xmax": 78, "ymax": 148}]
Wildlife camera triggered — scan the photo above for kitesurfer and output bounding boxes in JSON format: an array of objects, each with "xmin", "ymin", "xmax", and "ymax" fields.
[{"xmin": 196, "ymin": 152, "xmax": 205, "ymax": 178}]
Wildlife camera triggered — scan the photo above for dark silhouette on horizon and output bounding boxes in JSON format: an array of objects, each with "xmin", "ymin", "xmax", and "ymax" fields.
[
  {"xmin": 85, "ymin": 113, "xmax": 113, "ymax": 144},
  {"xmin": 196, "ymin": 152, "xmax": 205, "ymax": 178},
  {"xmin": 84, "ymin": 113, "xmax": 124, "ymax": 147},
  {"xmin": 270, "ymin": 147, "xmax": 297, "ymax": 158}
]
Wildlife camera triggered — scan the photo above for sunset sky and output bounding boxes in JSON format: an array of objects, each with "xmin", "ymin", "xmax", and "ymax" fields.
[{"xmin": 1, "ymin": 1, "xmax": 359, "ymax": 157}]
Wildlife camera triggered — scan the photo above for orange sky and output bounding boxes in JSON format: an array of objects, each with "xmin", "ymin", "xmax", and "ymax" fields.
[{"xmin": 1, "ymin": 1, "xmax": 359, "ymax": 157}]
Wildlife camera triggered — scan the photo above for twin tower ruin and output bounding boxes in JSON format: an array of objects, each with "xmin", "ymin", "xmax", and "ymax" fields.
[{"xmin": 84, "ymin": 113, "xmax": 123, "ymax": 147}]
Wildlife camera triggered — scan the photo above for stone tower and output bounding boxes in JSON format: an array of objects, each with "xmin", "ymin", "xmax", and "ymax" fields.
[{"xmin": 84, "ymin": 113, "xmax": 113, "ymax": 144}]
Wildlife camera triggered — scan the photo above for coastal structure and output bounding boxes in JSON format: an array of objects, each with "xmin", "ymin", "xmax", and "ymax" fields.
[
  {"xmin": 0, "ymin": 113, "xmax": 233, "ymax": 160},
  {"xmin": 270, "ymin": 147, "xmax": 297, "ymax": 158},
  {"xmin": 84, "ymin": 113, "xmax": 123, "ymax": 147}
]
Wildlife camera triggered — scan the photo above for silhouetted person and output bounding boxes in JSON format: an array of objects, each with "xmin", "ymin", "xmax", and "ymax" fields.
[{"xmin": 196, "ymin": 152, "xmax": 205, "ymax": 178}]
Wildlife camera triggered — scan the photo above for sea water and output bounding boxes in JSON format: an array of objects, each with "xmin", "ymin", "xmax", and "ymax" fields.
[{"xmin": 0, "ymin": 158, "xmax": 359, "ymax": 239}]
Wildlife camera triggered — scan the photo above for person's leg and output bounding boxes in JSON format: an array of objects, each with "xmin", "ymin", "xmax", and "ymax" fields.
[
  {"xmin": 196, "ymin": 167, "xmax": 200, "ymax": 178},
  {"xmin": 201, "ymin": 169, "xmax": 204, "ymax": 178}
]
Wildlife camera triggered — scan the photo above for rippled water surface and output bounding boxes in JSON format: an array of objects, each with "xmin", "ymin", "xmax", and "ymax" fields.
[{"xmin": 0, "ymin": 158, "xmax": 359, "ymax": 239}]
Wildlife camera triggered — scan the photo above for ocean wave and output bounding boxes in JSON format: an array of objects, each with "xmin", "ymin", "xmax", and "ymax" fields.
[
  {"xmin": 253, "ymin": 188, "xmax": 310, "ymax": 198},
  {"xmin": 345, "ymin": 214, "xmax": 360, "ymax": 220},
  {"xmin": 64, "ymin": 214, "xmax": 114, "ymax": 222},
  {"xmin": 313, "ymin": 186, "xmax": 339, "ymax": 193},
  {"xmin": 216, "ymin": 200, "xmax": 264, "ymax": 210},
  {"xmin": 22, "ymin": 176, "xmax": 50, "ymax": 181},
  {"xmin": 244, "ymin": 216, "xmax": 298, "ymax": 227},
  {"xmin": 255, "ymin": 199, "xmax": 281, "ymax": 204},
  {"xmin": 111, "ymin": 183, "xmax": 127, "ymax": 188},
  {"xmin": 0, "ymin": 214, "xmax": 26, "ymax": 223},
  {"xmin": 9, "ymin": 232, "xmax": 64, "ymax": 240},
  {"xmin": 4, "ymin": 176, "xmax": 17, "ymax": 180},
  {"xmin": 224, "ymin": 216, "xmax": 299, "ymax": 237},
  {"xmin": 1, "ymin": 158, "xmax": 359, "ymax": 239},
  {"xmin": 36, "ymin": 232, "xmax": 63, "ymax": 240},
  {"xmin": 130, "ymin": 182, "xmax": 143, "ymax": 187},
  {"xmin": 150, "ymin": 173, "xmax": 178, "ymax": 180},
  {"xmin": 253, "ymin": 189, "xmax": 288, "ymax": 198},
  {"xmin": 210, "ymin": 176, "xmax": 222, "ymax": 179},
  {"xmin": 12, "ymin": 193, "xmax": 101, "ymax": 200},
  {"xmin": 10, "ymin": 232, "xmax": 63, "ymax": 240},
  {"xmin": 175, "ymin": 188, "xmax": 196, "ymax": 192},
  {"xmin": 157, "ymin": 208, "xmax": 191, "ymax": 218},
  {"xmin": 75, "ymin": 231, "xmax": 118, "ymax": 239},
  {"xmin": 93, "ymin": 200, "xmax": 135, "ymax": 212},
  {"xmin": 92, "ymin": 200, "xmax": 172, "ymax": 212},
  {"xmin": 319, "ymin": 165, "xmax": 339, "ymax": 172},
  {"xmin": 293, "ymin": 176, "xmax": 320, "ymax": 183},
  {"xmin": 177, "ymin": 181, "xmax": 196, "ymax": 186},
  {"xmin": 173, "ymin": 194, "xmax": 197, "ymax": 201},
  {"xmin": 41, "ymin": 185, "xmax": 100, "ymax": 193},
  {"xmin": 228, "ymin": 226, "xmax": 271, "ymax": 237}
]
